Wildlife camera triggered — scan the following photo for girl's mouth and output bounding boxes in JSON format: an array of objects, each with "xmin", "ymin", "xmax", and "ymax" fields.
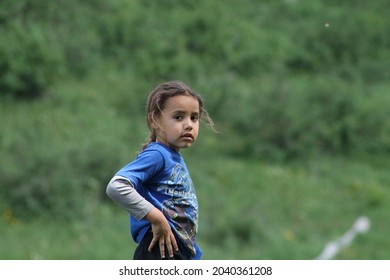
[{"xmin": 181, "ymin": 133, "xmax": 194, "ymax": 141}]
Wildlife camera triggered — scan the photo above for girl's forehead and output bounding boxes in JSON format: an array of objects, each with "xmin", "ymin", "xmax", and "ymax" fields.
[{"xmin": 164, "ymin": 95, "xmax": 200, "ymax": 112}]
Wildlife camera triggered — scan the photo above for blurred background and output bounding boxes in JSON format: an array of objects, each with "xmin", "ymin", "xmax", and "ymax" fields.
[{"xmin": 1, "ymin": 0, "xmax": 389, "ymax": 259}]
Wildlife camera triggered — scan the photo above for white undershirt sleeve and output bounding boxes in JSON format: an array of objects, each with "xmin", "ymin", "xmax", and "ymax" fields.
[{"xmin": 106, "ymin": 176, "xmax": 154, "ymax": 221}]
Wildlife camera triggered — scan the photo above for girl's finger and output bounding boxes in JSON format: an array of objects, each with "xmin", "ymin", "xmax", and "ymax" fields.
[
  {"xmin": 148, "ymin": 236, "xmax": 158, "ymax": 252},
  {"xmin": 165, "ymin": 238, "xmax": 174, "ymax": 258},
  {"xmin": 159, "ymin": 240, "xmax": 166, "ymax": 258},
  {"xmin": 171, "ymin": 232, "xmax": 179, "ymax": 252}
]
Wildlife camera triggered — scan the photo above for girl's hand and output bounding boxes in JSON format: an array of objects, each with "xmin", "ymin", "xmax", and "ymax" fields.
[{"xmin": 145, "ymin": 207, "xmax": 179, "ymax": 258}]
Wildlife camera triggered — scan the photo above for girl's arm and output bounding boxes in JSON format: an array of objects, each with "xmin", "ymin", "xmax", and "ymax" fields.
[
  {"xmin": 106, "ymin": 176, "xmax": 153, "ymax": 220},
  {"xmin": 106, "ymin": 176, "xmax": 178, "ymax": 258}
]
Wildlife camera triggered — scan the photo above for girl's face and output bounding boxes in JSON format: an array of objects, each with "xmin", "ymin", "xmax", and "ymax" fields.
[{"xmin": 151, "ymin": 95, "xmax": 200, "ymax": 152}]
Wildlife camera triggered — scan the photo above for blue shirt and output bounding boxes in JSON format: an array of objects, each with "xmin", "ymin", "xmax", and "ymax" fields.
[{"xmin": 116, "ymin": 142, "xmax": 202, "ymax": 259}]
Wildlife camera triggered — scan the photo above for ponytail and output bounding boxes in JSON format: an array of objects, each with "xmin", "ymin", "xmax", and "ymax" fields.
[{"xmin": 141, "ymin": 130, "xmax": 157, "ymax": 151}]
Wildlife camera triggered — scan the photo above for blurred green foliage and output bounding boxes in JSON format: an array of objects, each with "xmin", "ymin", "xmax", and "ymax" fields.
[
  {"xmin": 1, "ymin": 156, "xmax": 389, "ymax": 259},
  {"xmin": 0, "ymin": 0, "xmax": 390, "ymax": 260}
]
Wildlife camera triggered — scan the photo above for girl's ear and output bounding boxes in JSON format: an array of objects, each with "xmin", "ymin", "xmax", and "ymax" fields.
[{"xmin": 148, "ymin": 113, "xmax": 160, "ymax": 130}]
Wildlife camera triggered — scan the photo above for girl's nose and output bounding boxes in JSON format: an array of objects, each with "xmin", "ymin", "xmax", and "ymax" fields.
[{"xmin": 184, "ymin": 118, "xmax": 193, "ymax": 130}]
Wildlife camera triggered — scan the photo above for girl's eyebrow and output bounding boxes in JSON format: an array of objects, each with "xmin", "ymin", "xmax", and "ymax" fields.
[
  {"xmin": 172, "ymin": 109, "xmax": 199, "ymax": 114},
  {"xmin": 172, "ymin": 110, "xmax": 186, "ymax": 114}
]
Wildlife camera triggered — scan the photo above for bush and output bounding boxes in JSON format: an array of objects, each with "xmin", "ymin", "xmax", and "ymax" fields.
[
  {"xmin": 217, "ymin": 74, "xmax": 390, "ymax": 160},
  {"xmin": 0, "ymin": 22, "xmax": 64, "ymax": 98},
  {"xmin": 0, "ymin": 82, "xmax": 134, "ymax": 219},
  {"xmin": 0, "ymin": 0, "xmax": 104, "ymax": 99}
]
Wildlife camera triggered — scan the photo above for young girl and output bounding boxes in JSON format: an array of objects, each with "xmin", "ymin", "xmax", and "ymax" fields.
[{"xmin": 106, "ymin": 81, "xmax": 214, "ymax": 260}]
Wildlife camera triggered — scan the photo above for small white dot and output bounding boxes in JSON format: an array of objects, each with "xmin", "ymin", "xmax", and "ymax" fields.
[
  {"xmin": 354, "ymin": 216, "xmax": 370, "ymax": 233},
  {"xmin": 325, "ymin": 23, "xmax": 330, "ymax": 28}
]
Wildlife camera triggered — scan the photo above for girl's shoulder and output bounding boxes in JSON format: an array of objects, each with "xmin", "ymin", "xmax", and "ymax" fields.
[{"xmin": 145, "ymin": 142, "xmax": 182, "ymax": 162}]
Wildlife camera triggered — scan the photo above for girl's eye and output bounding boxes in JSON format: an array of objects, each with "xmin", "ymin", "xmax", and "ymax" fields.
[
  {"xmin": 174, "ymin": 115, "xmax": 183, "ymax": 120},
  {"xmin": 191, "ymin": 115, "xmax": 199, "ymax": 121}
]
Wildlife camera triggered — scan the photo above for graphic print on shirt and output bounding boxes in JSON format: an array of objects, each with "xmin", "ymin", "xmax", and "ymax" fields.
[{"xmin": 157, "ymin": 163, "xmax": 198, "ymax": 256}]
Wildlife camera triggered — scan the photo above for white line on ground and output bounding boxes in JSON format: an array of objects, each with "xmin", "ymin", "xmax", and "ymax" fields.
[{"xmin": 316, "ymin": 216, "xmax": 370, "ymax": 260}]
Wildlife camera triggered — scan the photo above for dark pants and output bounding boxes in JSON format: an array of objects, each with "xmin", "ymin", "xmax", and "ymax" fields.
[{"xmin": 133, "ymin": 230, "xmax": 189, "ymax": 260}]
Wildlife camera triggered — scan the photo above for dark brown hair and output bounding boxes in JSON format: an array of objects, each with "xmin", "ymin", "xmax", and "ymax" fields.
[{"xmin": 142, "ymin": 81, "xmax": 214, "ymax": 150}]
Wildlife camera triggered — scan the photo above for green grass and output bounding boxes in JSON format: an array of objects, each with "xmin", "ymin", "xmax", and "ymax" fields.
[
  {"xmin": 191, "ymin": 154, "xmax": 390, "ymax": 259},
  {"xmin": 0, "ymin": 205, "xmax": 134, "ymax": 260},
  {"xmin": 1, "ymin": 155, "xmax": 389, "ymax": 260}
]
